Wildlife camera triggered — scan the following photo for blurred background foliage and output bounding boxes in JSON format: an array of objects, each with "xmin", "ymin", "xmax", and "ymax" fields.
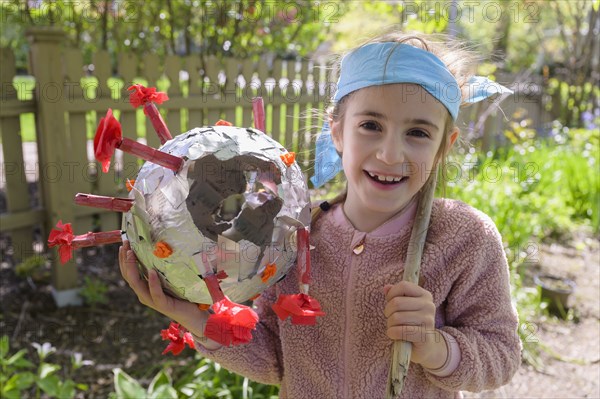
[{"xmin": 1, "ymin": 0, "xmax": 597, "ymax": 129}]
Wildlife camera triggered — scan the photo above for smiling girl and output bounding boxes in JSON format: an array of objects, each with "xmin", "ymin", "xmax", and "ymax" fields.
[{"xmin": 120, "ymin": 31, "xmax": 521, "ymax": 398}]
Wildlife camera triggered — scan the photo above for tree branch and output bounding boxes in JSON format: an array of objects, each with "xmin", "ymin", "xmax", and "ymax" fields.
[
  {"xmin": 101, "ymin": 0, "xmax": 110, "ymax": 51},
  {"xmin": 166, "ymin": 0, "xmax": 177, "ymax": 55}
]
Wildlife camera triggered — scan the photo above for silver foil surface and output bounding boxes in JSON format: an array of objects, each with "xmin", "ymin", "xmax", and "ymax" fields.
[{"xmin": 123, "ymin": 126, "xmax": 311, "ymax": 304}]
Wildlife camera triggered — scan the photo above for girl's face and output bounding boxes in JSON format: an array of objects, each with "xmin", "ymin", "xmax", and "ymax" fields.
[{"xmin": 331, "ymin": 83, "xmax": 458, "ymax": 231}]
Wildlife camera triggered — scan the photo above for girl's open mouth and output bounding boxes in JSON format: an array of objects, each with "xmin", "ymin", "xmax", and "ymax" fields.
[{"xmin": 364, "ymin": 171, "xmax": 408, "ymax": 185}]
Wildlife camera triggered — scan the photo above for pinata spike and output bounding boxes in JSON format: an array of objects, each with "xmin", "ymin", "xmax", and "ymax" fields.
[
  {"xmin": 270, "ymin": 227, "xmax": 325, "ymax": 325},
  {"xmin": 252, "ymin": 97, "xmax": 265, "ymax": 132},
  {"xmin": 74, "ymin": 193, "xmax": 133, "ymax": 212},
  {"xmin": 48, "ymin": 220, "xmax": 123, "ymax": 264},
  {"xmin": 72, "ymin": 230, "xmax": 123, "ymax": 248},
  {"xmin": 94, "ymin": 109, "xmax": 183, "ymax": 173},
  {"xmin": 143, "ymin": 102, "xmax": 172, "ymax": 144},
  {"xmin": 203, "ymin": 273, "xmax": 226, "ymax": 303},
  {"xmin": 118, "ymin": 138, "xmax": 183, "ymax": 172},
  {"xmin": 128, "ymin": 84, "xmax": 173, "ymax": 144},
  {"xmin": 297, "ymin": 227, "xmax": 312, "ymax": 286}
]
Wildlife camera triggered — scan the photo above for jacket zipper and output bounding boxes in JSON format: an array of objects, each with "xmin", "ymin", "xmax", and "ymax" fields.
[{"xmin": 342, "ymin": 237, "xmax": 363, "ymax": 398}]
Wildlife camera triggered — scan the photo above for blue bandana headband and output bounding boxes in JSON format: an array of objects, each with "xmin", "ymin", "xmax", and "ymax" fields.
[{"xmin": 310, "ymin": 42, "xmax": 513, "ymax": 188}]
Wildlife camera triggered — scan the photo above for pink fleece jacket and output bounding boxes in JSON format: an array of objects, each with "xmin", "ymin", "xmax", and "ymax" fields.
[{"xmin": 196, "ymin": 199, "xmax": 521, "ymax": 398}]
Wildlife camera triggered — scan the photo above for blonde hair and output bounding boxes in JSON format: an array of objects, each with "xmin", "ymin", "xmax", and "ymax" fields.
[{"xmin": 311, "ymin": 31, "xmax": 477, "ymax": 223}]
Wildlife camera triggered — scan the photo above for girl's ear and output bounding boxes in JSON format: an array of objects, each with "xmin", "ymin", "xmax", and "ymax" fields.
[
  {"xmin": 330, "ymin": 119, "xmax": 343, "ymax": 153},
  {"xmin": 446, "ymin": 127, "xmax": 459, "ymax": 152}
]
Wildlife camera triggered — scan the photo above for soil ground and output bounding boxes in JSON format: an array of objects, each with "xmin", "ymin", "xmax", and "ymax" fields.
[{"xmin": 465, "ymin": 236, "xmax": 600, "ymax": 398}]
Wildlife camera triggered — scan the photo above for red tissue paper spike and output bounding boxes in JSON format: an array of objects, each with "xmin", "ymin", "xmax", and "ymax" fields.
[
  {"xmin": 47, "ymin": 220, "xmax": 74, "ymax": 263},
  {"xmin": 204, "ymin": 297, "xmax": 259, "ymax": 346},
  {"xmin": 93, "ymin": 109, "xmax": 183, "ymax": 172},
  {"xmin": 272, "ymin": 293, "xmax": 325, "ymax": 325},
  {"xmin": 48, "ymin": 221, "xmax": 123, "ymax": 264},
  {"xmin": 127, "ymin": 84, "xmax": 172, "ymax": 144},
  {"xmin": 94, "ymin": 108, "xmax": 122, "ymax": 173},
  {"xmin": 128, "ymin": 84, "xmax": 169, "ymax": 108},
  {"xmin": 160, "ymin": 322, "xmax": 195, "ymax": 356}
]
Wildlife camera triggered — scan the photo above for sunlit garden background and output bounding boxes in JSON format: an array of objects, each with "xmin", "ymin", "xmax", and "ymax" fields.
[{"xmin": 0, "ymin": 1, "xmax": 598, "ymax": 398}]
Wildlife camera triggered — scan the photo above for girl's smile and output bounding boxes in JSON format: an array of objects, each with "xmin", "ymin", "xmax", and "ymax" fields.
[{"xmin": 331, "ymin": 83, "xmax": 458, "ymax": 232}]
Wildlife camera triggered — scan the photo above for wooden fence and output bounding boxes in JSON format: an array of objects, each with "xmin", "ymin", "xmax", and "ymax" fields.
[{"xmin": 0, "ymin": 27, "xmax": 546, "ymax": 296}]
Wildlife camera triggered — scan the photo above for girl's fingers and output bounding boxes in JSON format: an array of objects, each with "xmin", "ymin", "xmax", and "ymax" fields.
[
  {"xmin": 383, "ymin": 296, "xmax": 430, "ymax": 318},
  {"xmin": 383, "ymin": 284, "xmax": 392, "ymax": 296},
  {"xmin": 118, "ymin": 241, "xmax": 187, "ymax": 320},
  {"xmin": 123, "ymin": 257, "xmax": 154, "ymax": 306},
  {"xmin": 384, "ymin": 281, "xmax": 431, "ymax": 302},
  {"xmin": 384, "ymin": 281, "xmax": 422, "ymax": 299},
  {"xmin": 148, "ymin": 269, "xmax": 168, "ymax": 308},
  {"xmin": 119, "ymin": 241, "xmax": 133, "ymax": 280},
  {"xmin": 386, "ymin": 310, "xmax": 433, "ymax": 329},
  {"xmin": 387, "ymin": 325, "xmax": 429, "ymax": 342},
  {"xmin": 118, "ymin": 245, "xmax": 124, "ymax": 275}
]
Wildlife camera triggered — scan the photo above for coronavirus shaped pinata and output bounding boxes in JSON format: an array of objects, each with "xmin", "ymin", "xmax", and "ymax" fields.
[{"xmin": 48, "ymin": 86, "xmax": 324, "ymax": 353}]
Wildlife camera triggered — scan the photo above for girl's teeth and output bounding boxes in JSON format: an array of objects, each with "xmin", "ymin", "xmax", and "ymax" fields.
[{"xmin": 367, "ymin": 171, "xmax": 404, "ymax": 183}]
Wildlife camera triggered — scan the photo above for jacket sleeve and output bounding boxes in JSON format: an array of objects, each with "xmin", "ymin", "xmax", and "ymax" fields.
[
  {"xmin": 194, "ymin": 285, "xmax": 284, "ymax": 386},
  {"xmin": 425, "ymin": 212, "xmax": 522, "ymax": 392}
]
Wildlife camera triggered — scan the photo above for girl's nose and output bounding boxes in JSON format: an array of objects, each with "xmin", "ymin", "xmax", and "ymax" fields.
[{"xmin": 376, "ymin": 135, "xmax": 405, "ymax": 165}]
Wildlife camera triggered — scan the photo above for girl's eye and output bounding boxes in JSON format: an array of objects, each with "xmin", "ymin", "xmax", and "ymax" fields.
[
  {"xmin": 408, "ymin": 129, "xmax": 430, "ymax": 138},
  {"xmin": 359, "ymin": 121, "xmax": 381, "ymax": 131}
]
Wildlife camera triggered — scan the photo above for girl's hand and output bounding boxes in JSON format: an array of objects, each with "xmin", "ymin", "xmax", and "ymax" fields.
[
  {"xmin": 119, "ymin": 240, "xmax": 208, "ymax": 338},
  {"xmin": 383, "ymin": 281, "xmax": 447, "ymax": 370}
]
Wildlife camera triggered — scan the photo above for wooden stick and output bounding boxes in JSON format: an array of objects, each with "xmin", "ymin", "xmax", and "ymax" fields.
[{"xmin": 386, "ymin": 166, "xmax": 439, "ymax": 398}]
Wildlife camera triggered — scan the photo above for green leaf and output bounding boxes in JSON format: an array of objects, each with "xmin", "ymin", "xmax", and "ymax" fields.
[
  {"xmin": 76, "ymin": 383, "xmax": 89, "ymax": 391},
  {"xmin": 7, "ymin": 349, "xmax": 32, "ymax": 368},
  {"xmin": 113, "ymin": 368, "xmax": 146, "ymax": 399},
  {"xmin": 14, "ymin": 371, "xmax": 35, "ymax": 390},
  {"xmin": 2, "ymin": 389, "xmax": 21, "ymax": 399},
  {"xmin": 13, "ymin": 357, "xmax": 35, "ymax": 369},
  {"xmin": 0, "ymin": 336, "xmax": 8, "ymax": 359},
  {"xmin": 37, "ymin": 375, "xmax": 60, "ymax": 397},
  {"xmin": 58, "ymin": 379, "xmax": 76, "ymax": 399},
  {"xmin": 148, "ymin": 369, "xmax": 172, "ymax": 393},
  {"xmin": 39, "ymin": 362, "xmax": 61, "ymax": 379},
  {"xmin": 150, "ymin": 384, "xmax": 178, "ymax": 399},
  {"xmin": 2, "ymin": 374, "xmax": 18, "ymax": 392}
]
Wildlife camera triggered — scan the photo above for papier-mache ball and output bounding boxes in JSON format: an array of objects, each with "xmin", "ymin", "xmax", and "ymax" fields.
[{"xmin": 123, "ymin": 125, "xmax": 311, "ymax": 305}]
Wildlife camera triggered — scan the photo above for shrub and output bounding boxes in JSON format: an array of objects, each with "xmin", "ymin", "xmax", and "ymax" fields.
[
  {"xmin": 0, "ymin": 336, "xmax": 91, "ymax": 399},
  {"xmin": 80, "ymin": 276, "xmax": 109, "ymax": 306}
]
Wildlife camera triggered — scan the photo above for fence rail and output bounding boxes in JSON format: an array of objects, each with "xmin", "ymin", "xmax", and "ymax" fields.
[{"xmin": 0, "ymin": 27, "xmax": 546, "ymax": 295}]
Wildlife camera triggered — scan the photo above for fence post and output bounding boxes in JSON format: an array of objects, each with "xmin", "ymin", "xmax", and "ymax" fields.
[
  {"xmin": 26, "ymin": 27, "xmax": 81, "ymax": 306},
  {"xmin": 0, "ymin": 47, "xmax": 34, "ymax": 264}
]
